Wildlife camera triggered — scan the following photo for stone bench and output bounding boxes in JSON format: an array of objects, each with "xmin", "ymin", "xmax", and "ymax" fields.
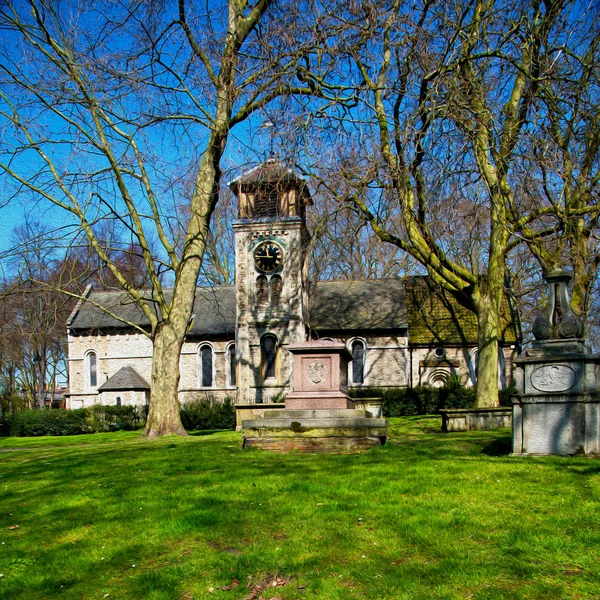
[{"xmin": 439, "ymin": 407, "xmax": 512, "ymax": 432}]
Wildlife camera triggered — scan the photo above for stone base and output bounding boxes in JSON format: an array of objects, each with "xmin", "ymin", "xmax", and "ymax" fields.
[
  {"xmin": 285, "ymin": 391, "xmax": 354, "ymax": 410},
  {"xmin": 352, "ymin": 398, "xmax": 384, "ymax": 418},
  {"xmin": 243, "ymin": 436, "xmax": 383, "ymax": 452},
  {"xmin": 512, "ymin": 393, "xmax": 600, "ymax": 456},
  {"xmin": 242, "ymin": 408, "xmax": 388, "ymax": 453},
  {"xmin": 439, "ymin": 407, "xmax": 512, "ymax": 432},
  {"xmin": 234, "ymin": 403, "xmax": 286, "ymax": 431}
]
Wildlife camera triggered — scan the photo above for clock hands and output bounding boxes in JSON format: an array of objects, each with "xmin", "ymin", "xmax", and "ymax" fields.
[{"xmin": 253, "ymin": 241, "xmax": 282, "ymax": 273}]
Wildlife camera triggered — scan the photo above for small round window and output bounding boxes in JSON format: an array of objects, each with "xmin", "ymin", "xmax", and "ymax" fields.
[{"xmin": 434, "ymin": 347, "xmax": 446, "ymax": 359}]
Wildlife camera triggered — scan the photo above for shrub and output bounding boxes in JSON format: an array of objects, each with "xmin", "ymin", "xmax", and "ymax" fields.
[
  {"xmin": 0, "ymin": 417, "xmax": 11, "ymax": 437},
  {"xmin": 9, "ymin": 408, "xmax": 89, "ymax": 437},
  {"xmin": 180, "ymin": 397, "xmax": 235, "ymax": 431},
  {"xmin": 6, "ymin": 405, "xmax": 146, "ymax": 437},
  {"xmin": 349, "ymin": 376, "xmax": 476, "ymax": 417},
  {"xmin": 3, "ymin": 397, "xmax": 234, "ymax": 437},
  {"xmin": 86, "ymin": 405, "xmax": 145, "ymax": 433}
]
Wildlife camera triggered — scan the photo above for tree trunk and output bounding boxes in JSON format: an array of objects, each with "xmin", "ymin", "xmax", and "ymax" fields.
[
  {"xmin": 474, "ymin": 295, "xmax": 500, "ymax": 407},
  {"xmin": 143, "ymin": 321, "xmax": 188, "ymax": 438}
]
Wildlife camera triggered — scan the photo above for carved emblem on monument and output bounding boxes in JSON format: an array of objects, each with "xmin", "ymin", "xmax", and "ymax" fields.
[
  {"xmin": 306, "ymin": 361, "xmax": 327, "ymax": 384},
  {"xmin": 531, "ymin": 364, "xmax": 577, "ymax": 393}
]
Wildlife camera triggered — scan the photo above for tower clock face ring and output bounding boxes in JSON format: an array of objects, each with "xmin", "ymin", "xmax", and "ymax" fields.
[{"xmin": 253, "ymin": 240, "xmax": 283, "ymax": 273}]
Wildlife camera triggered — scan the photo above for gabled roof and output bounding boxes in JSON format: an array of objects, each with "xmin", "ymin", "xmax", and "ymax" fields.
[
  {"xmin": 98, "ymin": 366, "xmax": 150, "ymax": 391},
  {"xmin": 309, "ymin": 279, "xmax": 408, "ymax": 331},
  {"xmin": 68, "ymin": 286, "xmax": 236, "ymax": 336},
  {"xmin": 67, "ymin": 277, "xmax": 518, "ymax": 345}
]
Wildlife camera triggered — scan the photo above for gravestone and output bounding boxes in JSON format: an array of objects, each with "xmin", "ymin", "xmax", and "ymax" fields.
[
  {"xmin": 512, "ymin": 271, "xmax": 600, "ymax": 456},
  {"xmin": 242, "ymin": 340, "xmax": 388, "ymax": 452}
]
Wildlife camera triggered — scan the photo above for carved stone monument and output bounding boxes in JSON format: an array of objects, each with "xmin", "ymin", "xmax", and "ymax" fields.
[
  {"xmin": 243, "ymin": 341, "xmax": 388, "ymax": 452},
  {"xmin": 285, "ymin": 340, "xmax": 355, "ymax": 410},
  {"xmin": 512, "ymin": 271, "xmax": 600, "ymax": 456}
]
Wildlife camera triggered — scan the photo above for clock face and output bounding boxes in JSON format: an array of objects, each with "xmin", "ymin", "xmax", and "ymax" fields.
[{"xmin": 253, "ymin": 241, "xmax": 283, "ymax": 273}]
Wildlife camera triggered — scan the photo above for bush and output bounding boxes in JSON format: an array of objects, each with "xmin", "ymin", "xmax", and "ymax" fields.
[
  {"xmin": 3, "ymin": 397, "xmax": 233, "ymax": 437},
  {"xmin": 5, "ymin": 405, "xmax": 146, "ymax": 437},
  {"xmin": 0, "ymin": 417, "xmax": 11, "ymax": 437},
  {"xmin": 349, "ymin": 375, "xmax": 476, "ymax": 417},
  {"xmin": 180, "ymin": 397, "xmax": 235, "ymax": 431},
  {"xmin": 9, "ymin": 408, "xmax": 89, "ymax": 437},
  {"xmin": 86, "ymin": 405, "xmax": 146, "ymax": 433}
]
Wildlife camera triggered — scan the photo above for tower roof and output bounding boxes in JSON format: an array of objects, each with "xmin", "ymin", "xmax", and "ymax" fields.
[{"xmin": 228, "ymin": 159, "xmax": 312, "ymax": 204}]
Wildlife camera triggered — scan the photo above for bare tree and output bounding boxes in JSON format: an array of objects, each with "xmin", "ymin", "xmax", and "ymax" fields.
[
  {"xmin": 300, "ymin": 0, "xmax": 596, "ymax": 407},
  {"xmin": 509, "ymin": 15, "xmax": 600, "ymax": 327},
  {"xmin": 0, "ymin": 0, "xmax": 317, "ymax": 436}
]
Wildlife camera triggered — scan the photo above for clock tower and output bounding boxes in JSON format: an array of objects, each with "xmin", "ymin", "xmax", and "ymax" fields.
[{"xmin": 229, "ymin": 159, "xmax": 312, "ymax": 407}]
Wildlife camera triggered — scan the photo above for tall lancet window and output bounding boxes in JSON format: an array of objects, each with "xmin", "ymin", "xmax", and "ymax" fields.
[
  {"xmin": 228, "ymin": 343, "xmax": 237, "ymax": 388},
  {"xmin": 351, "ymin": 340, "xmax": 365, "ymax": 384},
  {"xmin": 261, "ymin": 334, "xmax": 278, "ymax": 380},
  {"xmin": 88, "ymin": 351, "xmax": 98, "ymax": 388},
  {"xmin": 270, "ymin": 275, "xmax": 283, "ymax": 305},
  {"xmin": 256, "ymin": 275, "xmax": 269, "ymax": 306},
  {"xmin": 199, "ymin": 344, "xmax": 213, "ymax": 388}
]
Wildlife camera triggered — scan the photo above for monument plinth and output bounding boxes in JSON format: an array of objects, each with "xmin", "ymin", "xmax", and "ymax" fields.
[
  {"xmin": 242, "ymin": 340, "xmax": 388, "ymax": 452},
  {"xmin": 285, "ymin": 340, "xmax": 355, "ymax": 410},
  {"xmin": 512, "ymin": 271, "xmax": 600, "ymax": 456}
]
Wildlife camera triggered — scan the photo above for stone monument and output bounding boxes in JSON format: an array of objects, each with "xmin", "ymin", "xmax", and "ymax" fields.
[
  {"xmin": 512, "ymin": 271, "xmax": 600, "ymax": 456},
  {"xmin": 243, "ymin": 340, "xmax": 388, "ymax": 451}
]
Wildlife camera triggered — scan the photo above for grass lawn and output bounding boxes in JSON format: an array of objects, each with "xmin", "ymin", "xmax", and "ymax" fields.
[{"xmin": 0, "ymin": 416, "xmax": 599, "ymax": 600}]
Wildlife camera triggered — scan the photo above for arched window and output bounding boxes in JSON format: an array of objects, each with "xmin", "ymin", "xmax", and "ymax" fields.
[
  {"xmin": 351, "ymin": 340, "xmax": 366, "ymax": 384},
  {"xmin": 261, "ymin": 334, "xmax": 278, "ymax": 381},
  {"xmin": 468, "ymin": 348, "xmax": 478, "ymax": 385},
  {"xmin": 227, "ymin": 343, "xmax": 237, "ymax": 388},
  {"xmin": 256, "ymin": 275, "xmax": 268, "ymax": 305},
  {"xmin": 199, "ymin": 344, "xmax": 213, "ymax": 388},
  {"xmin": 116, "ymin": 396, "xmax": 121, "ymax": 407},
  {"xmin": 87, "ymin": 351, "xmax": 98, "ymax": 388},
  {"xmin": 498, "ymin": 350, "xmax": 506, "ymax": 389},
  {"xmin": 270, "ymin": 275, "xmax": 283, "ymax": 304}
]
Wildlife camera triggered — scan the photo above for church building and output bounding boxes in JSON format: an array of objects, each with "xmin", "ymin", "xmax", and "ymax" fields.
[{"xmin": 65, "ymin": 160, "xmax": 519, "ymax": 425}]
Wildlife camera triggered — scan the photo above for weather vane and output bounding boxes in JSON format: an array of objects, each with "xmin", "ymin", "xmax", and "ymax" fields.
[{"xmin": 262, "ymin": 120, "xmax": 275, "ymax": 158}]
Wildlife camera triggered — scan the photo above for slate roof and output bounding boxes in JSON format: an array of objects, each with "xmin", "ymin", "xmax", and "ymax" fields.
[
  {"xmin": 309, "ymin": 279, "xmax": 407, "ymax": 331},
  {"xmin": 405, "ymin": 277, "xmax": 517, "ymax": 345},
  {"xmin": 68, "ymin": 286, "xmax": 236, "ymax": 336},
  {"xmin": 98, "ymin": 366, "xmax": 150, "ymax": 391},
  {"xmin": 68, "ymin": 277, "xmax": 517, "ymax": 346}
]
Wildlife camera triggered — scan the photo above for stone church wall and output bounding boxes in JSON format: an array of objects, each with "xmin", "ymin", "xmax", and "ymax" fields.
[
  {"xmin": 408, "ymin": 345, "xmax": 516, "ymax": 389},
  {"xmin": 67, "ymin": 331, "xmax": 236, "ymax": 408},
  {"xmin": 315, "ymin": 334, "xmax": 409, "ymax": 389}
]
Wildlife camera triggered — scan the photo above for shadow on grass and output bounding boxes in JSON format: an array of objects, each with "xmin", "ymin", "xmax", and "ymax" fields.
[
  {"xmin": 188, "ymin": 428, "xmax": 234, "ymax": 437},
  {"xmin": 481, "ymin": 434, "xmax": 512, "ymax": 456}
]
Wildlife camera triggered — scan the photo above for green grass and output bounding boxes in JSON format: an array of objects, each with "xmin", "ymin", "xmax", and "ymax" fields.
[{"xmin": 0, "ymin": 416, "xmax": 599, "ymax": 599}]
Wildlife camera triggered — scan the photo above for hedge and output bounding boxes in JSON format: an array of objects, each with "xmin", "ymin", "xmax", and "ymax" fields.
[
  {"xmin": 180, "ymin": 397, "xmax": 236, "ymax": 431},
  {"xmin": 0, "ymin": 399, "xmax": 236, "ymax": 437},
  {"xmin": 349, "ymin": 375, "xmax": 476, "ymax": 416},
  {"xmin": 3, "ymin": 405, "xmax": 145, "ymax": 437}
]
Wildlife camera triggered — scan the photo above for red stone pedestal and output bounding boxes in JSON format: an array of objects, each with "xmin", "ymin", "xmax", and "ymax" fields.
[{"xmin": 285, "ymin": 340, "xmax": 353, "ymax": 409}]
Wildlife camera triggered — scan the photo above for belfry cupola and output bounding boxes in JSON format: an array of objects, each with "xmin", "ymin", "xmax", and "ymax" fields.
[{"xmin": 229, "ymin": 158, "xmax": 312, "ymax": 221}]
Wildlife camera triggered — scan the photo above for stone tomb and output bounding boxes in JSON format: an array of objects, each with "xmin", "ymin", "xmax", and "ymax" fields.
[
  {"xmin": 242, "ymin": 340, "xmax": 388, "ymax": 451},
  {"xmin": 512, "ymin": 272, "xmax": 600, "ymax": 456}
]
